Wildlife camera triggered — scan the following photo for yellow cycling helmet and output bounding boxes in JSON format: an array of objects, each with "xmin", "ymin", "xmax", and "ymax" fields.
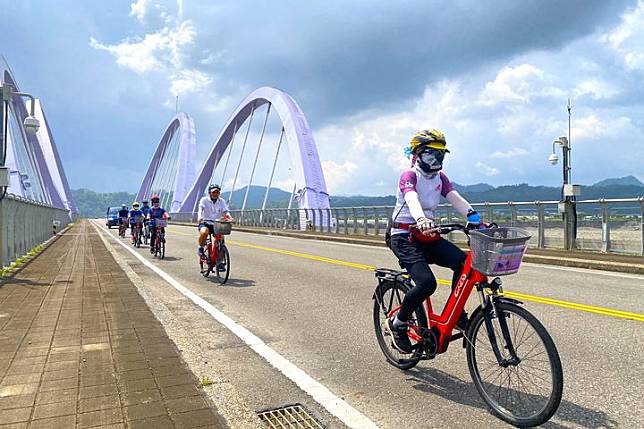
[{"xmin": 409, "ymin": 129, "xmax": 450, "ymax": 154}]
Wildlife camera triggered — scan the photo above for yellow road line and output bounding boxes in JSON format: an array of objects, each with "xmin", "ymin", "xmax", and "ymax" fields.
[
  {"xmin": 164, "ymin": 230, "xmax": 644, "ymax": 322},
  {"xmin": 227, "ymin": 239, "xmax": 644, "ymax": 323},
  {"xmin": 228, "ymin": 240, "xmax": 376, "ymax": 271}
]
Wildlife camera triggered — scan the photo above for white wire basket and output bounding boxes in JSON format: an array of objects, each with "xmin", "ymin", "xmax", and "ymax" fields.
[
  {"xmin": 155, "ymin": 219, "xmax": 168, "ymax": 228},
  {"xmin": 470, "ymin": 227, "xmax": 531, "ymax": 276},
  {"xmin": 213, "ymin": 221, "xmax": 232, "ymax": 235}
]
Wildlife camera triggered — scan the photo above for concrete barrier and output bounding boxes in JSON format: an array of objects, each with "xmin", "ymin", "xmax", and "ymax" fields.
[{"xmin": 0, "ymin": 194, "xmax": 70, "ymax": 267}]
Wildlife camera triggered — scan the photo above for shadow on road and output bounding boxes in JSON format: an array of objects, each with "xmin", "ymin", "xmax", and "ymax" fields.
[
  {"xmin": 160, "ymin": 256, "xmax": 182, "ymax": 261},
  {"xmin": 408, "ymin": 367, "xmax": 617, "ymax": 429},
  {"xmin": 219, "ymin": 278, "xmax": 256, "ymax": 288},
  {"xmin": 0, "ymin": 277, "xmax": 50, "ymax": 288}
]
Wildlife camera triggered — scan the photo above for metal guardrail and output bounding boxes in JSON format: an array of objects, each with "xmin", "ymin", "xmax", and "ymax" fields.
[
  {"xmin": 170, "ymin": 197, "xmax": 644, "ymax": 256},
  {"xmin": 0, "ymin": 193, "xmax": 71, "ymax": 267}
]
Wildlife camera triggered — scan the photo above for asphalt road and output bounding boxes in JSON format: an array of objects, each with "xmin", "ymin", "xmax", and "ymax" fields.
[{"xmin": 96, "ymin": 222, "xmax": 644, "ymax": 429}]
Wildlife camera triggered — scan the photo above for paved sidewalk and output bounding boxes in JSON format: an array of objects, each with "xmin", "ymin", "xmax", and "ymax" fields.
[{"xmin": 0, "ymin": 221, "xmax": 226, "ymax": 428}]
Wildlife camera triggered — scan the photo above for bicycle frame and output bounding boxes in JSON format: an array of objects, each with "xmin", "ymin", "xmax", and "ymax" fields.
[
  {"xmin": 207, "ymin": 231, "xmax": 223, "ymax": 264},
  {"xmin": 153, "ymin": 226, "xmax": 164, "ymax": 249},
  {"xmin": 386, "ymin": 251, "xmax": 487, "ymax": 354}
]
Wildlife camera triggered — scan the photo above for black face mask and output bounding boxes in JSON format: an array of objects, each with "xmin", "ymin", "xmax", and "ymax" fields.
[{"xmin": 417, "ymin": 148, "xmax": 446, "ymax": 174}]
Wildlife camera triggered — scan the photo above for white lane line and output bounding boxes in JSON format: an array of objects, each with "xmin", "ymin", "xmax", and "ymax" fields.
[{"xmin": 92, "ymin": 221, "xmax": 379, "ymax": 429}]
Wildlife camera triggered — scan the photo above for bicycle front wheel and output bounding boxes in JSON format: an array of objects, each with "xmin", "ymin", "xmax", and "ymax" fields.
[
  {"xmin": 160, "ymin": 233, "xmax": 165, "ymax": 259},
  {"xmin": 372, "ymin": 280, "xmax": 425, "ymax": 370},
  {"xmin": 215, "ymin": 245, "xmax": 230, "ymax": 284},
  {"xmin": 466, "ymin": 302, "xmax": 563, "ymax": 427}
]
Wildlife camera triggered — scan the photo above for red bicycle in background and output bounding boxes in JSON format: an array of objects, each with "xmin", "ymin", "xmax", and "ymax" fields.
[
  {"xmin": 373, "ymin": 223, "xmax": 563, "ymax": 428},
  {"xmin": 131, "ymin": 215, "xmax": 144, "ymax": 248},
  {"xmin": 151, "ymin": 218, "xmax": 167, "ymax": 259},
  {"xmin": 199, "ymin": 220, "xmax": 232, "ymax": 284}
]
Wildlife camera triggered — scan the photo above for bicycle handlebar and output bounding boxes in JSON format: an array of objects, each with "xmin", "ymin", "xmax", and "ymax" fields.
[{"xmin": 408, "ymin": 222, "xmax": 498, "ymax": 236}]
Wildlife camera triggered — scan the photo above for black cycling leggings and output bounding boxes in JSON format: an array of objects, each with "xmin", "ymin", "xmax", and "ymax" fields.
[{"xmin": 393, "ymin": 237, "xmax": 466, "ymax": 322}]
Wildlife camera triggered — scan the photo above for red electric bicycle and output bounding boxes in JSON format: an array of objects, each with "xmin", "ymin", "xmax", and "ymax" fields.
[
  {"xmin": 373, "ymin": 223, "xmax": 563, "ymax": 428},
  {"xmin": 151, "ymin": 218, "xmax": 167, "ymax": 259},
  {"xmin": 199, "ymin": 220, "xmax": 232, "ymax": 284}
]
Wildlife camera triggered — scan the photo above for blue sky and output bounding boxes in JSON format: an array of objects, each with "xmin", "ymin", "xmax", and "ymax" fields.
[{"xmin": 2, "ymin": 0, "xmax": 644, "ymax": 195}]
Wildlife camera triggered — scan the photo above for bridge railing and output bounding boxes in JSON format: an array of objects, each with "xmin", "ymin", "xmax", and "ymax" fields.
[
  {"xmin": 170, "ymin": 197, "xmax": 644, "ymax": 255},
  {"xmin": 0, "ymin": 193, "xmax": 71, "ymax": 267}
]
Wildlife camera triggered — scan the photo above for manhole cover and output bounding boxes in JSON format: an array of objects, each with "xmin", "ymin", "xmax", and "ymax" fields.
[{"xmin": 258, "ymin": 403, "xmax": 324, "ymax": 428}]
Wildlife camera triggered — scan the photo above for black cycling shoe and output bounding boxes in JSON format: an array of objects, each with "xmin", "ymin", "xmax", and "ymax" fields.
[
  {"xmin": 387, "ymin": 319, "xmax": 413, "ymax": 354},
  {"xmin": 217, "ymin": 262, "xmax": 226, "ymax": 271},
  {"xmin": 456, "ymin": 311, "xmax": 469, "ymax": 332}
]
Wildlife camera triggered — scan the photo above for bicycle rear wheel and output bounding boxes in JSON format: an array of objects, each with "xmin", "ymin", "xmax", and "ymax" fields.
[
  {"xmin": 372, "ymin": 280, "xmax": 425, "ymax": 370},
  {"xmin": 135, "ymin": 227, "xmax": 141, "ymax": 248},
  {"xmin": 160, "ymin": 233, "xmax": 165, "ymax": 259},
  {"xmin": 215, "ymin": 244, "xmax": 230, "ymax": 284},
  {"xmin": 200, "ymin": 244, "xmax": 212, "ymax": 277},
  {"xmin": 466, "ymin": 302, "xmax": 563, "ymax": 427}
]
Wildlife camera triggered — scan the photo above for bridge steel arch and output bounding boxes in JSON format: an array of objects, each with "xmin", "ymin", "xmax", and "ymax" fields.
[
  {"xmin": 179, "ymin": 86, "xmax": 330, "ymax": 213},
  {"xmin": 135, "ymin": 112, "xmax": 197, "ymax": 212},
  {"xmin": 1, "ymin": 56, "xmax": 75, "ymax": 215}
]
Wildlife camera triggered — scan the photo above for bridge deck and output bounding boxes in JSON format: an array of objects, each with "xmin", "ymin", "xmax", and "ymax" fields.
[{"xmin": 0, "ymin": 221, "xmax": 225, "ymax": 428}]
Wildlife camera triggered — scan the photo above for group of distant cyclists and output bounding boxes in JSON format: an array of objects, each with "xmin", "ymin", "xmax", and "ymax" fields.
[{"xmin": 116, "ymin": 184, "xmax": 234, "ymax": 259}]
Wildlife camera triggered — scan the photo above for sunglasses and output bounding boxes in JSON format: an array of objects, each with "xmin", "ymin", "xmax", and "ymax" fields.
[{"xmin": 419, "ymin": 147, "xmax": 446, "ymax": 163}]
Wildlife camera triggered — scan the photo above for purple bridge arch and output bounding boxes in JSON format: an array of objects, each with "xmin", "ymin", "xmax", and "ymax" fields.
[
  {"xmin": 135, "ymin": 112, "xmax": 197, "ymax": 212},
  {"xmin": 1, "ymin": 56, "xmax": 77, "ymax": 216},
  {"xmin": 179, "ymin": 86, "xmax": 330, "ymax": 213}
]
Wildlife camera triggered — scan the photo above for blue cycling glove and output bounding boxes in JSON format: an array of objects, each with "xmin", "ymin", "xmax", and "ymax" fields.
[{"xmin": 467, "ymin": 210, "xmax": 481, "ymax": 224}]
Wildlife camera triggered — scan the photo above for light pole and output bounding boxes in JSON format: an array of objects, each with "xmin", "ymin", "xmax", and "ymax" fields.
[
  {"xmin": 0, "ymin": 82, "xmax": 40, "ymax": 201},
  {"xmin": 549, "ymin": 135, "xmax": 580, "ymax": 250}
]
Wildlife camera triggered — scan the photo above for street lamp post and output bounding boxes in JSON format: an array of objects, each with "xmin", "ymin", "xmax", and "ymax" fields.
[
  {"xmin": 0, "ymin": 82, "xmax": 40, "ymax": 201},
  {"xmin": 549, "ymin": 136, "xmax": 580, "ymax": 250}
]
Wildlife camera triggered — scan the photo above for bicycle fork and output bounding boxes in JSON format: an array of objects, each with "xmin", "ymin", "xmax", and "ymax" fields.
[{"xmin": 476, "ymin": 279, "xmax": 522, "ymax": 367}]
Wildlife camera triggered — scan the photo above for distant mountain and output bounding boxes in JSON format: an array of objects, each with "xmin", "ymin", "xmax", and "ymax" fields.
[
  {"xmin": 72, "ymin": 176, "xmax": 644, "ymax": 217},
  {"xmin": 453, "ymin": 182, "xmax": 495, "ymax": 193},
  {"xmin": 227, "ymin": 185, "xmax": 292, "ymax": 209},
  {"xmin": 72, "ymin": 189, "xmax": 135, "ymax": 218},
  {"xmin": 593, "ymin": 175, "xmax": 643, "ymax": 187}
]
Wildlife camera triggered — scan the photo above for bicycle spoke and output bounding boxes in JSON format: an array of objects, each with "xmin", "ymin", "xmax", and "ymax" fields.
[
  {"xmin": 522, "ymin": 346, "xmax": 547, "ymax": 361},
  {"xmin": 515, "ymin": 328, "xmax": 537, "ymax": 351}
]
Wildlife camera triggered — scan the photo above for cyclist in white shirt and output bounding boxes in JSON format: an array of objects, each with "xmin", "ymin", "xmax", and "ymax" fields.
[{"xmin": 197, "ymin": 184, "xmax": 234, "ymax": 256}]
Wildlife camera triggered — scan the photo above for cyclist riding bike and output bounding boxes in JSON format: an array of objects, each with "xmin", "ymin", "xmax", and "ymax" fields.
[
  {"xmin": 129, "ymin": 202, "xmax": 144, "ymax": 244},
  {"xmin": 148, "ymin": 195, "xmax": 171, "ymax": 253},
  {"xmin": 197, "ymin": 184, "xmax": 234, "ymax": 267},
  {"xmin": 141, "ymin": 200, "xmax": 152, "ymax": 241},
  {"xmin": 118, "ymin": 204, "xmax": 129, "ymax": 236},
  {"xmin": 387, "ymin": 129, "xmax": 482, "ymax": 354}
]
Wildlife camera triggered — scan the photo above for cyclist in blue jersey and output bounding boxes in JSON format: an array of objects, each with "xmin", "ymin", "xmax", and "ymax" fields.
[
  {"xmin": 148, "ymin": 195, "xmax": 171, "ymax": 253},
  {"xmin": 129, "ymin": 202, "xmax": 144, "ymax": 244}
]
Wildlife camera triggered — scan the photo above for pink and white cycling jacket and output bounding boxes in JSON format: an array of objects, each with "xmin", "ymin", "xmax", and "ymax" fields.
[{"xmin": 391, "ymin": 166, "xmax": 470, "ymax": 235}]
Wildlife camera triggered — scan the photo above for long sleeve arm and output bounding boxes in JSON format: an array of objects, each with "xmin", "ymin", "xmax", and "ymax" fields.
[
  {"xmin": 404, "ymin": 191, "xmax": 427, "ymax": 220},
  {"xmin": 446, "ymin": 190, "xmax": 473, "ymax": 217}
]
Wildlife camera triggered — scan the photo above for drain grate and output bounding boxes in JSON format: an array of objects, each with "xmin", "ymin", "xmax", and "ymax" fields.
[{"xmin": 257, "ymin": 403, "xmax": 324, "ymax": 428}]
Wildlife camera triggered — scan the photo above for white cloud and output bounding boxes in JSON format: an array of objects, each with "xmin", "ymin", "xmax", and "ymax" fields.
[
  {"xmin": 91, "ymin": 5, "xmax": 213, "ymax": 100},
  {"xmin": 90, "ymin": 20, "xmax": 196, "ymax": 74},
  {"xmin": 475, "ymin": 162, "xmax": 500, "ymax": 177},
  {"xmin": 574, "ymin": 79, "xmax": 619, "ymax": 100},
  {"xmin": 489, "ymin": 148, "xmax": 529, "ymax": 159},
  {"xmin": 480, "ymin": 64, "xmax": 544, "ymax": 105},
  {"xmin": 320, "ymin": 160, "xmax": 358, "ymax": 193},
  {"xmin": 169, "ymin": 69, "xmax": 212, "ymax": 96},
  {"xmin": 130, "ymin": 0, "xmax": 150, "ymax": 22},
  {"xmin": 603, "ymin": 0, "xmax": 644, "ymax": 71}
]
